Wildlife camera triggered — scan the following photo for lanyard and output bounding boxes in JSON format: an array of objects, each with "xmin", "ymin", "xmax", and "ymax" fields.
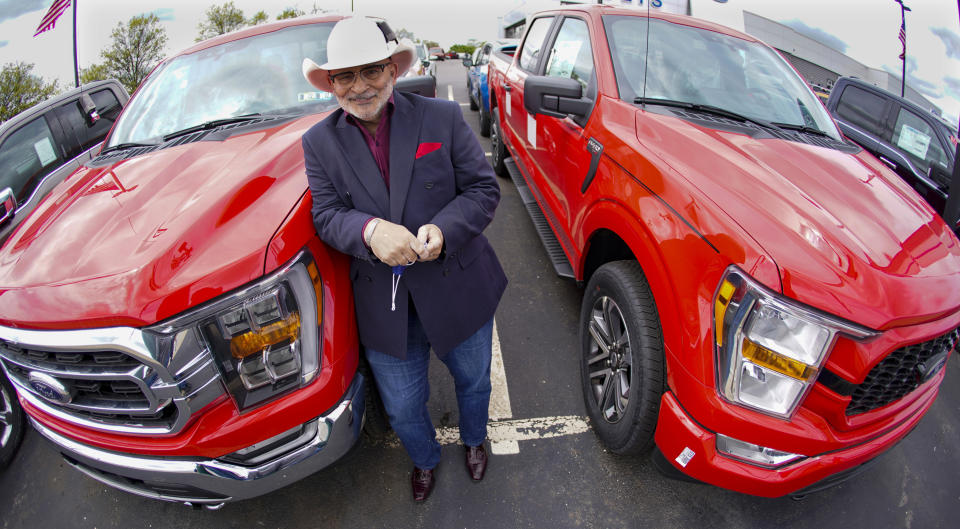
[
  {"xmin": 390, "ymin": 265, "xmax": 406, "ymax": 312},
  {"xmin": 389, "ymin": 243, "xmax": 427, "ymax": 311}
]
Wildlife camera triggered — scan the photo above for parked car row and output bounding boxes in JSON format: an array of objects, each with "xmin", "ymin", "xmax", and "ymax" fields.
[
  {"xmin": 1, "ymin": 6, "xmax": 958, "ymax": 508},
  {"xmin": 463, "ymin": 39, "xmax": 519, "ymax": 137}
]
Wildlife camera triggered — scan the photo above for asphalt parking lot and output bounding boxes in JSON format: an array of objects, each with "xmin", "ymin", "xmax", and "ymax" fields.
[{"xmin": 1, "ymin": 59, "xmax": 958, "ymax": 529}]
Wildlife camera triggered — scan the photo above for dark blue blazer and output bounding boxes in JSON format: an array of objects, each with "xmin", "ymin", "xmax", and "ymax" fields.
[{"xmin": 303, "ymin": 90, "xmax": 507, "ymax": 358}]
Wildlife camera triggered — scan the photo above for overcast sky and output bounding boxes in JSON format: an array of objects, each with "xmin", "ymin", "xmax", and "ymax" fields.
[{"xmin": 0, "ymin": 0, "xmax": 958, "ymax": 122}]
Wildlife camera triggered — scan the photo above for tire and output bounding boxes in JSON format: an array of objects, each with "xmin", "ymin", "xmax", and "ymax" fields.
[
  {"xmin": 357, "ymin": 356, "xmax": 391, "ymax": 440},
  {"xmin": 490, "ymin": 108, "xmax": 508, "ymax": 177},
  {"xmin": 479, "ymin": 105, "xmax": 491, "ymax": 137},
  {"xmin": 0, "ymin": 371, "xmax": 25, "ymax": 470},
  {"xmin": 469, "ymin": 89, "xmax": 479, "ymax": 111},
  {"xmin": 580, "ymin": 261, "xmax": 664, "ymax": 455}
]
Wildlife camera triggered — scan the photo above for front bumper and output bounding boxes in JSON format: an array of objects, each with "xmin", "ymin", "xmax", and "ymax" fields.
[
  {"xmin": 653, "ymin": 389, "xmax": 930, "ymax": 497},
  {"xmin": 31, "ymin": 372, "xmax": 366, "ymax": 505}
]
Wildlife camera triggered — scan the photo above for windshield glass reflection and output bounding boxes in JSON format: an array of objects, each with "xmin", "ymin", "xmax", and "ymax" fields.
[
  {"xmin": 605, "ymin": 16, "xmax": 841, "ymax": 140},
  {"xmin": 108, "ymin": 23, "xmax": 339, "ymax": 147}
]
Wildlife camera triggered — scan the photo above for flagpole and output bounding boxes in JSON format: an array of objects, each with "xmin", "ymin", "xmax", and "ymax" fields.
[{"xmin": 73, "ymin": 0, "xmax": 79, "ymax": 87}]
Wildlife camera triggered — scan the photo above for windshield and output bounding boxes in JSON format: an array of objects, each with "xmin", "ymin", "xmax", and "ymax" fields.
[
  {"xmin": 108, "ymin": 23, "xmax": 338, "ymax": 147},
  {"xmin": 604, "ymin": 16, "xmax": 841, "ymax": 140}
]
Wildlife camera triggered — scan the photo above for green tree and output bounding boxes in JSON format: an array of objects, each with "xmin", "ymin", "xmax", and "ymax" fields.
[
  {"xmin": 196, "ymin": 1, "xmax": 246, "ymax": 41},
  {"xmin": 248, "ymin": 10, "xmax": 269, "ymax": 25},
  {"xmin": 79, "ymin": 63, "xmax": 111, "ymax": 85},
  {"xmin": 277, "ymin": 8, "xmax": 304, "ymax": 20},
  {"xmin": 449, "ymin": 44, "xmax": 476, "ymax": 55},
  {"xmin": 0, "ymin": 62, "xmax": 60, "ymax": 123},
  {"xmin": 396, "ymin": 28, "xmax": 415, "ymax": 41},
  {"xmin": 101, "ymin": 14, "xmax": 168, "ymax": 94},
  {"xmin": 424, "ymin": 40, "xmax": 440, "ymax": 49}
]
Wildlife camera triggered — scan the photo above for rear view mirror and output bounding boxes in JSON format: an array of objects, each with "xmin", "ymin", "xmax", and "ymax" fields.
[
  {"xmin": 79, "ymin": 93, "xmax": 100, "ymax": 126},
  {"xmin": 1, "ymin": 188, "xmax": 17, "ymax": 226}
]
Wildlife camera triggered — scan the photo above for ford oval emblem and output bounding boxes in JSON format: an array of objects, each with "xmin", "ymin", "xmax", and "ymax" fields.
[{"xmin": 28, "ymin": 372, "xmax": 73, "ymax": 404}]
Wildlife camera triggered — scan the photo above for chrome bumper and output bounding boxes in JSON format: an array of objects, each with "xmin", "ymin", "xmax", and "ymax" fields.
[{"xmin": 31, "ymin": 373, "xmax": 366, "ymax": 505}]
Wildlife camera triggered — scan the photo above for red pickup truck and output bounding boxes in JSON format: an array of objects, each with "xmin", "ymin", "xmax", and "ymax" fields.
[
  {"xmin": 0, "ymin": 16, "xmax": 406, "ymax": 507},
  {"xmin": 488, "ymin": 5, "xmax": 960, "ymax": 497}
]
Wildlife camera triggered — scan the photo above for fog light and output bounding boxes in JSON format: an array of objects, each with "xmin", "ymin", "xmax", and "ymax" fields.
[{"xmin": 716, "ymin": 433, "xmax": 805, "ymax": 468}]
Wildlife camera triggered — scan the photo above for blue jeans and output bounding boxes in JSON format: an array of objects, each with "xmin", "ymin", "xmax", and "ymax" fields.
[{"xmin": 364, "ymin": 309, "xmax": 493, "ymax": 470}]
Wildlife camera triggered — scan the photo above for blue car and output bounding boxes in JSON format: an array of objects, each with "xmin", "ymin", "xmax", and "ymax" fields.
[{"xmin": 464, "ymin": 39, "xmax": 517, "ymax": 137}]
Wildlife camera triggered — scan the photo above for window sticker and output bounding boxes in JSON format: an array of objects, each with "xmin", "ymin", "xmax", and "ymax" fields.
[
  {"xmin": 527, "ymin": 113, "xmax": 537, "ymax": 149},
  {"xmin": 298, "ymin": 91, "xmax": 333, "ymax": 102},
  {"xmin": 33, "ymin": 137, "xmax": 56, "ymax": 166},
  {"xmin": 507, "ymin": 92, "xmax": 512, "ymax": 117},
  {"xmin": 897, "ymin": 124, "xmax": 931, "ymax": 160}
]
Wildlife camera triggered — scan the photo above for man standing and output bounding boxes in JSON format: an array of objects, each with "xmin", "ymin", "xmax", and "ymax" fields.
[{"xmin": 301, "ymin": 17, "xmax": 507, "ymax": 502}]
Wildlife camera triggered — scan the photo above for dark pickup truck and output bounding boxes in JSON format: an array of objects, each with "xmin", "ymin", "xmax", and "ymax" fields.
[{"xmin": 826, "ymin": 76, "xmax": 959, "ymax": 231}]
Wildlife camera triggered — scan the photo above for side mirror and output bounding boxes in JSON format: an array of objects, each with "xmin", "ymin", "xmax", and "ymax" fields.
[
  {"xmin": 523, "ymin": 76, "xmax": 592, "ymax": 118},
  {"xmin": 462, "ymin": 58, "xmax": 472, "ymax": 67},
  {"xmin": 79, "ymin": 93, "xmax": 100, "ymax": 126},
  {"xmin": 422, "ymin": 60, "xmax": 431, "ymax": 69},
  {"xmin": 1, "ymin": 188, "xmax": 17, "ymax": 226}
]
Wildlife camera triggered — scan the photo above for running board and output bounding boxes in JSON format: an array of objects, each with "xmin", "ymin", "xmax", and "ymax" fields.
[{"xmin": 504, "ymin": 158, "xmax": 575, "ymax": 279}]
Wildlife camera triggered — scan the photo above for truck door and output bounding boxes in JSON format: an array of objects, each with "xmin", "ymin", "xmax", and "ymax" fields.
[
  {"xmin": 503, "ymin": 16, "xmax": 556, "ymax": 166},
  {"xmin": 525, "ymin": 15, "xmax": 598, "ymax": 249}
]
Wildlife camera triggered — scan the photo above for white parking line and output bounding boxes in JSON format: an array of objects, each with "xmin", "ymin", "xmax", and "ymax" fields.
[
  {"xmin": 488, "ymin": 319, "xmax": 518, "ymax": 454},
  {"xmin": 447, "ymin": 84, "xmax": 454, "ymax": 101},
  {"xmin": 380, "ymin": 416, "xmax": 592, "ymax": 451}
]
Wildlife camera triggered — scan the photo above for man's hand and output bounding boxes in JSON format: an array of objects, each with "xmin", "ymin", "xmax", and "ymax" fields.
[
  {"xmin": 369, "ymin": 220, "xmax": 422, "ymax": 266},
  {"xmin": 415, "ymin": 224, "xmax": 443, "ymax": 262}
]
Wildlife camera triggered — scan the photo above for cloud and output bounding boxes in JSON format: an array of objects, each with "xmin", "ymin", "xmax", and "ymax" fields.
[
  {"xmin": 0, "ymin": 0, "xmax": 48, "ymax": 25},
  {"xmin": 944, "ymin": 77, "xmax": 960, "ymax": 101},
  {"xmin": 146, "ymin": 8, "xmax": 175, "ymax": 22},
  {"xmin": 932, "ymin": 27, "xmax": 960, "ymax": 60},
  {"xmin": 883, "ymin": 57, "xmax": 942, "ymax": 100},
  {"xmin": 782, "ymin": 19, "xmax": 847, "ymax": 53}
]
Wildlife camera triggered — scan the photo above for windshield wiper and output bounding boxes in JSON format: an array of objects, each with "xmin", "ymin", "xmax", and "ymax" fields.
[
  {"xmin": 771, "ymin": 122, "xmax": 830, "ymax": 137},
  {"xmin": 633, "ymin": 97, "xmax": 778, "ymax": 131},
  {"xmin": 99, "ymin": 141, "xmax": 161, "ymax": 155},
  {"xmin": 162, "ymin": 114, "xmax": 262, "ymax": 142}
]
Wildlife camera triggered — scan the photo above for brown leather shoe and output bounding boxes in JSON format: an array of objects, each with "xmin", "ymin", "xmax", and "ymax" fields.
[
  {"xmin": 411, "ymin": 467, "xmax": 435, "ymax": 502},
  {"xmin": 465, "ymin": 444, "xmax": 487, "ymax": 481}
]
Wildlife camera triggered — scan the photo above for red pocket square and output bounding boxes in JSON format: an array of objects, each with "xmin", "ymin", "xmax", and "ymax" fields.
[{"xmin": 416, "ymin": 142, "xmax": 442, "ymax": 159}]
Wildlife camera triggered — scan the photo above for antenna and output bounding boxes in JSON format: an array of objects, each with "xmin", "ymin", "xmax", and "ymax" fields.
[{"xmin": 641, "ymin": 0, "xmax": 651, "ymax": 108}]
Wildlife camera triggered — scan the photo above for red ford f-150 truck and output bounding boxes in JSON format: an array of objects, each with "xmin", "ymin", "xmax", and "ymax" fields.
[
  {"xmin": 0, "ymin": 16, "xmax": 434, "ymax": 507},
  {"xmin": 488, "ymin": 5, "xmax": 960, "ymax": 497}
]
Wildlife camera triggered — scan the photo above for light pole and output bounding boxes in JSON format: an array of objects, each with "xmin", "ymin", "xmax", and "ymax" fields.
[{"xmin": 894, "ymin": 0, "xmax": 911, "ymax": 97}]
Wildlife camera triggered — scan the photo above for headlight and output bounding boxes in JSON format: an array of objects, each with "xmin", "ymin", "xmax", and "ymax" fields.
[
  {"xmin": 145, "ymin": 251, "xmax": 323, "ymax": 412},
  {"xmin": 713, "ymin": 267, "xmax": 875, "ymax": 419}
]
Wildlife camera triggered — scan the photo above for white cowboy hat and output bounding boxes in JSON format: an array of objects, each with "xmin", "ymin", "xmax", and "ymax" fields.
[{"xmin": 302, "ymin": 17, "xmax": 415, "ymax": 92}]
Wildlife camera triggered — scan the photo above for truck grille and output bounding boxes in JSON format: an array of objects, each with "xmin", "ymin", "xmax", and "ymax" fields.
[
  {"xmin": 0, "ymin": 326, "xmax": 224, "ymax": 435},
  {"xmin": 1, "ymin": 344, "xmax": 173, "ymax": 428},
  {"xmin": 828, "ymin": 326, "xmax": 959, "ymax": 416}
]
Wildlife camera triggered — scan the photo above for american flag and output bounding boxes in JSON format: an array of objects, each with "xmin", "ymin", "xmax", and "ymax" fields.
[
  {"xmin": 898, "ymin": 22, "xmax": 906, "ymax": 60},
  {"xmin": 34, "ymin": 0, "xmax": 72, "ymax": 37}
]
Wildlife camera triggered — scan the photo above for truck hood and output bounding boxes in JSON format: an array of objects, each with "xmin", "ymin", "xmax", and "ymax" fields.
[
  {"xmin": 638, "ymin": 111, "xmax": 960, "ymax": 330},
  {"xmin": 0, "ymin": 114, "xmax": 325, "ymax": 328}
]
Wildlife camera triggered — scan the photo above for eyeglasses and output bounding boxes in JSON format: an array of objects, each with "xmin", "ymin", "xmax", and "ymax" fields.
[{"xmin": 329, "ymin": 62, "xmax": 391, "ymax": 87}]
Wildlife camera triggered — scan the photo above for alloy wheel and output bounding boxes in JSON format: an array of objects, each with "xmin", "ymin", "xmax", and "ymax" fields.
[{"xmin": 586, "ymin": 296, "xmax": 632, "ymax": 423}]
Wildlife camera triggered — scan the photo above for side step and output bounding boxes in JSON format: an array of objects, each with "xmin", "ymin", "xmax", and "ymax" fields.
[{"xmin": 504, "ymin": 158, "xmax": 574, "ymax": 279}]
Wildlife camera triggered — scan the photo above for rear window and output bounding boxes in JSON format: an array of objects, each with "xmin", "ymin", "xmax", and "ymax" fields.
[{"xmin": 834, "ymin": 85, "xmax": 889, "ymax": 138}]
